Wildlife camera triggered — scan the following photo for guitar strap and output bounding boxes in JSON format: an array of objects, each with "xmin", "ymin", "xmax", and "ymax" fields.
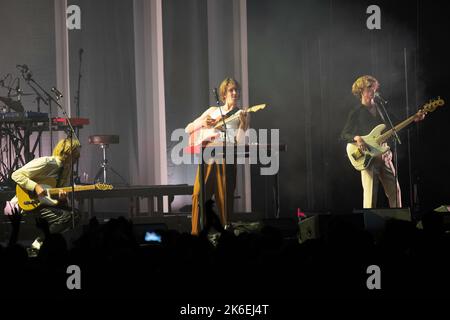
[
  {"xmin": 225, "ymin": 107, "xmax": 240, "ymax": 118},
  {"xmin": 55, "ymin": 165, "xmax": 65, "ymax": 188}
]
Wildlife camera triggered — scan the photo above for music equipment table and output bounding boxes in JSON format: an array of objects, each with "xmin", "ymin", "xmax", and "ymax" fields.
[
  {"xmin": 0, "ymin": 114, "xmax": 90, "ymax": 186},
  {"xmin": 184, "ymin": 143, "xmax": 287, "ymax": 155},
  {"xmin": 0, "ymin": 184, "xmax": 193, "ymax": 220},
  {"xmin": 184, "ymin": 143, "xmax": 287, "ymax": 220},
  {"xmin": 73, "ymin": 184, "xmax": 193, "ymax": 218}
]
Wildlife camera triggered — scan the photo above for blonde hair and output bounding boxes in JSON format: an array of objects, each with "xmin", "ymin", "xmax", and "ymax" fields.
[
  {"xmin": 52, "ymin": 138, "xmax": 81, "ymax": 161},
  {"xmin": 351, "ymin": 75, "xmax": 379, "ymax": 98},
  {"xmin": 52, "ymin": 138, "xmax": 81, "ymax": 187},
  {"xmin": 219, "ymin": 77, "xmax": 240, "ymax": 103}
]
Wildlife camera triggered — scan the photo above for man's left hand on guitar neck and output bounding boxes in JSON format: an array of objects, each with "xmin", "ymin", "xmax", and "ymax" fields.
[
  {"xmin": 414, "ymin": 109, "xmax": 426, "ymax": 122},
  {"xmin": 58, "ymin": 189, "xmax": 68, "ymax": 200}
]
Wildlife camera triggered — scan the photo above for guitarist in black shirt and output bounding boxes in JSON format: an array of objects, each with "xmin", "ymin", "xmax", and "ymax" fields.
[{"xmin": 341, "ymin": 75, "xmax": 425, "ymax": 208}]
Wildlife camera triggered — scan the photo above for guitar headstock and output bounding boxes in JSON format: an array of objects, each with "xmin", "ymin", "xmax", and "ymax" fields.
[
  {"xmin": 247, "ymin": 104, "xmax": 266, "ymax": 112},
  {"xmin": 422, "ymin": 97, "xmax": 445, "ymax": 113},
  {"xmin": 94, "ymin": 183, "xmax": 113, "ymax": 191}
]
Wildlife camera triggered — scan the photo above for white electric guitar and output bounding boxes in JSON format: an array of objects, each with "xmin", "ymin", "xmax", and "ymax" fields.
[{"xmin": 346, "ymin": 97, "xmax": 444, "ymax": 171}]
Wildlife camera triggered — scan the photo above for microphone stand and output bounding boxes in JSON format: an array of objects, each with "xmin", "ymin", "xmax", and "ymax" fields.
[
  {"xmin": 20, "ymin": 71, "xmax": 51, "ymax": 162},
  {"xmin": 403, "ymin": 47, "xmax": 415, "ymax": 214},
  {"xmin": 376, "ymin": 98, "xmax": 401, "ymax": 208},
  {"xmin": 75, "ymin": 49, "xmax": 83, "ymax": 121},
  {"xmin": 35, "ymin": 96, "xmax": 43, "ymax": 156},
  {"xmin": 74, "ymin": 48, "xmax": 83, "ymax": 182},
  {"xmin": 21, "ymin": 71, "xmax": 54, "ymax": 152},
  {"xmin": 52, "ymin": 92, "xmax": 80, "ymax": 229},
  {"xmin": 214, "ymin": 90, "xmax": 230, "ymax": 229}
]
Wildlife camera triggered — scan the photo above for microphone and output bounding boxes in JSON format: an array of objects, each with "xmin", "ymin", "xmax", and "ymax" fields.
[
  {"xmin": 17, "ymin": 65, "xmax": 32, "ymax": 80},
  {"xmin": 24, "ymin": 70, "xmax": 32, "ymax": 80},
  {"xmin": 79, "ymin": 48, "xmax": 84, "ymax": 60},
  {"xmin": 374, "ymin": 92, "xmax": 388, "ymax": 104},
  {"xmin": 212, "ymin": 88, "xmax": 220, "ymax": 105},
  {"xmin": 51, "ymin": 87, "xmax": 63, "ymax": 99},
  {"xmin": 16, "ymin": 78, "xmax": 21, "ymax": 100},
  {"xmin": 16, "ymin": 64, "xmax": 28, "ymax": 71}
]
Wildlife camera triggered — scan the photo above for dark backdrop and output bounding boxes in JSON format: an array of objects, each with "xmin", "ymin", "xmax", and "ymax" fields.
[{"xmin": 247, "ymin": 0, "xmax": 450, "ymax": 218}]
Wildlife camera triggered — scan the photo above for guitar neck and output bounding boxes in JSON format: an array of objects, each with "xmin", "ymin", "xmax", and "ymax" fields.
[
  {"xmin": 212, "ymin": 104, "xmax": 266, "ymax": 129},
  {"xmin": 377, "ymin": 114, "xmax": 417, "ymax": 143},
  {"xmin": 213, "ymin": 112, "xmax": 240, "ymax": 129},
  {"xmin": 223, "ymin": 112, "xmax": 241, "ymax": 124},
  {"xmin": 214, "ymin": 107, "xmax": 257, "ymax": 128},
  {"xmin": 48, "ymin": 185, "xmax": 96, "ymax": 195}
]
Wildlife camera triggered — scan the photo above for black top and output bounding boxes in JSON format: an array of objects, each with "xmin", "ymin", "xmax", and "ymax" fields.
[{"xmin": 340, "ymin": 104, "xmax": 385, "ymax": 143}]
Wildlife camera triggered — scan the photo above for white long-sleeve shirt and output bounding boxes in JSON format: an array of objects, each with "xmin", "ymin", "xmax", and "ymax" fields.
[{"xmin": 10, "ymin": 156, "xmax": 68, "ymax": 204}]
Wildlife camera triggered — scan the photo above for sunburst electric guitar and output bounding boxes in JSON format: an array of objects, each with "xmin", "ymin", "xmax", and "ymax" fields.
[
  {"xmin": 346, "ymin": 97, "xmax": 445, "ymax": 171},
  {"xmin": 188, "ymin": 104, "xmax": 267, "ymax": 147},
  {"xmin": 16, "ymin": 177, "xmax": 113, "ymax": 211}
]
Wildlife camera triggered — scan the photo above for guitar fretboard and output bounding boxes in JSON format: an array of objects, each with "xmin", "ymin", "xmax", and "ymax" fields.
[
  {"xmin": 376, "ymin": 98, "xmax": 444, "ymax": 144},
  {"xmin": 48, "ymin": 185, "xmax": 97, "ymax": 195},
  {"xmin": 377, "ymin": 114, "xmax": 417, "ymax": 144},
  {"xmin": 214, "ymin": 104, "xmax": 265, "ymax": 129}
]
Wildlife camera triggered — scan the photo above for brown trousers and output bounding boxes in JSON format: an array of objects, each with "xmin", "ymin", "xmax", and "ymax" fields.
[{"xmin": 191, "ymin": 163, "xmax": 236, "ymax": 235}]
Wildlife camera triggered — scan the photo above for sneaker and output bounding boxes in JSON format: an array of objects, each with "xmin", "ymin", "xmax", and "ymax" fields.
[
  {"xmin": 224, "ymin": 224, "xmax": 234, "ymax": 231},
  {"xmin": 31, "ymin": 237, "xmax": 43, "ymax": 250}
]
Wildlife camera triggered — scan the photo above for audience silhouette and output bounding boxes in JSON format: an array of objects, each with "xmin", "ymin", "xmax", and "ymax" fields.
[{"xmin": 1, "ymin": 205, "xmax": 449, "ymax": 299}]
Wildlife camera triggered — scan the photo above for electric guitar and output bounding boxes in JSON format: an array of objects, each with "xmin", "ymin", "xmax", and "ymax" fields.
[
  {"xmin": 188, "ymin": 104, "xmax": 266, "ymax": 147},
  {"xmin": 346, "ymin": 97, "xmax": 445, "ymax": 171},
  {"xmin": 16, "ymin": 177, "xmax": 113, "ymax": 211}
]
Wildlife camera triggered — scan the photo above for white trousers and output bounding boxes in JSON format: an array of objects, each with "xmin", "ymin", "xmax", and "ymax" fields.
[{"xmin": 361, "ymin": 151, "xmax": 402, "ymax": 208}]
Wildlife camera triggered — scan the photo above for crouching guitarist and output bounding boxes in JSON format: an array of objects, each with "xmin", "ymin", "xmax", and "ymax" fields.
[
  {"xmin": 9, "ymin": 138, "xmax": 82, "ymax": 239},
  {"xmin": 340, "ymin": 75, "xmax": 425, "ymax": 209}
]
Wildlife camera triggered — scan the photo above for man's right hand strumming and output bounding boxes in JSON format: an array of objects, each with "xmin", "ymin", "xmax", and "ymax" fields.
[
  {"xmin": 354, "ymin": 136, "xmax": 368, "ymax": 151},
  {"xmin": 35, "ymin": 184, "xmax": 46, "ymax": 197}
]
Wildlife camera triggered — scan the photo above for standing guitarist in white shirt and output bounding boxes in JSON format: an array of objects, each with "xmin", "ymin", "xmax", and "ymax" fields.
[
  {"xmin": 341, "ymin": 75, "xmax": 425, "ymax": 209},
  {"xmin": 185, "ymin": 77, "xmax": 249, "ymax": 235}
]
